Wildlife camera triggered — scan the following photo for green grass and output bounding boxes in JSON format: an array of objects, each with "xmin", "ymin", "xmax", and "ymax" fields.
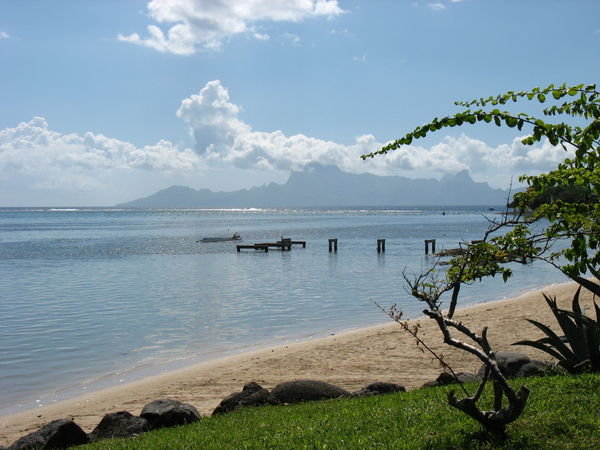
[{"xmin": 79, "ymin": 374, "xmax": 600, "ymax": 449}]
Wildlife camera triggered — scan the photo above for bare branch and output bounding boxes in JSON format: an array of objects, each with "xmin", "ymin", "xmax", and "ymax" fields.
[{"xmin": 374, "ymin": 301, "xmax": 470, "ymax": 397}]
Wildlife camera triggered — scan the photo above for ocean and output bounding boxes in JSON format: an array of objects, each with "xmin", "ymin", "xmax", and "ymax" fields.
[{"xmin": 0, "ymin": 206, "xmax": 567, "ymax": 414}]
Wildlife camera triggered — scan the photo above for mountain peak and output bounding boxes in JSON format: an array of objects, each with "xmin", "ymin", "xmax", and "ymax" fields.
[
  {"xmin": 442, "ymin": 169, "xmax": 472, "ymax": 183},
  {"xmin": 117, "ymin": 165, "xmax": 508, "ymax": 207}
]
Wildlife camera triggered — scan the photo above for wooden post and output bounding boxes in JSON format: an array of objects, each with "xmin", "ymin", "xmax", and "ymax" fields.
[
  {"xmin": 425, "ymin": 239, "xmax": 436, "ymax": 255},
  {"xmin": 281, "ymin": 238, "xmax": 292, "ymax": 251},
  {"xmin": 328, "ymin": 238, "xmax": 338, "ymax": 252},
  {"xmin": 377, "ymin": 238, "xmax": 385, "ymax": 253}
]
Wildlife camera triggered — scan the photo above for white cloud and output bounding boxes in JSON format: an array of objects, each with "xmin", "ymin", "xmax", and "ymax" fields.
[
  {"xmin": 0, "ymin": 117, "xmax": 199, "ymax": 172},
  {"xmin": 428, "ymin": 3, "xmax": 446, "ymax": 11},
  {"xmin": 329, "ymin": 28, "xmax": 351, "ymax": 36},
  {"xmin": 353, "ymin": 53, "xmax": 367, "ymax": 63},
  {"xmin": 176, "ymin": 80, "xmax": 251, "ymax": 154},
  {"xmin": 0, "ymin": 117, "xmax": 202, "ymax": 204},
  {"xmin": 176, "ymin": 80, "xmax": 571, "ymax": 188},
  {"xmin": 282, "ymin": 32, "xmax": 302, "ymax": 46},
  {"xmin": 118, "ymin": 0, "xmax": 344, "ymax": 54},
  {"xmin": 253, "ymin": 32, "xmax": 270, "ymax": 41},
  {"xmin": 0, "ymin": 31, "xmax": 9, "ymax": 39},
  {"xmin": 3, "ymin": 81, "xmax": 572, "ymax": 205}
]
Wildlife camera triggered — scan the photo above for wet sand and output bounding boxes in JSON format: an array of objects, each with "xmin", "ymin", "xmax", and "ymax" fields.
[{"xmin": 1, "ymin": 280, "xmax": 596, "ymax": 445}]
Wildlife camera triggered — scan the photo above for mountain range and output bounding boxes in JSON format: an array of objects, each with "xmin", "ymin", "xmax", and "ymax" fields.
[{"xmin": 116, "ymin": 164, "xmax": 510, "ymax": 208}]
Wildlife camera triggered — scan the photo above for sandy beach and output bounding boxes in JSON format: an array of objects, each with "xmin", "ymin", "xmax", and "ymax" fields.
[{"xmin": 1, "ymin": 280, "xmax": 597, "ymax": 446}]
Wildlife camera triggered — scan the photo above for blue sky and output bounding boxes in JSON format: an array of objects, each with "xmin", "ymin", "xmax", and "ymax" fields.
[{"xmin": 1, "ymin": 0, "xmax": 598, "ymax": 206}]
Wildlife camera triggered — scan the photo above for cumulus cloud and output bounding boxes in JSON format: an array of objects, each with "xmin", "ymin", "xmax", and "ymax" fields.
[
  {"xmin": 3, "ymin": 80, "xmax": 573, "ymax": 205},
  {"xmin": 118, "ymin": 0, "xmax": 344, "ymax": 54},
  {"xmin": 0, "ymin": 117, "xmax": 201, "ymax": 203},
  {"xmin": 0, "ymin": 31, "xmax": 10, "ymax": 39},
  {"xmin": 176, "ymin": 80, "xmax": 571, "ymax": 188},
  {"xmin": 0, "ymin": 117, "xmax": 199, "ymax": 172}
]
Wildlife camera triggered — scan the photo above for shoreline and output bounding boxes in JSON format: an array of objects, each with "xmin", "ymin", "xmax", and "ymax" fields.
[{"xmin": 1, "ymin": 280, "xmax": 595, "ymax": 445}]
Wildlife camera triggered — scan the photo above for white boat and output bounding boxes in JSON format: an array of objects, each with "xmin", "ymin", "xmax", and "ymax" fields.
[{"xmin": 198, "ymin": 232, "xmax": 241, "ymax": 243}]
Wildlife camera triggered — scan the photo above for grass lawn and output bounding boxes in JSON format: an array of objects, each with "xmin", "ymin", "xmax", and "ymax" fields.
[{"xmin": 79, "ymin": 373, "xmax": 599, "ymax": 449}]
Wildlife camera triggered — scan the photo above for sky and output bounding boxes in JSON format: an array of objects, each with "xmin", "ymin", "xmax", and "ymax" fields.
[{"xmin": 0, "ymin": 0, "xmax": 598, "ymax": 206}]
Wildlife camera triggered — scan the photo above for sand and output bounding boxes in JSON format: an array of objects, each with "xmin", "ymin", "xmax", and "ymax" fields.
[{"xmin": 1, "ymin": 280, "xmax": 597, "ymax": 445}]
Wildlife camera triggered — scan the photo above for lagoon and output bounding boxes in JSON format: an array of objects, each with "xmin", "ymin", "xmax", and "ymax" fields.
[{"xmin": 0, "ymin": 206, "xmax": 566, "ymax": 414}]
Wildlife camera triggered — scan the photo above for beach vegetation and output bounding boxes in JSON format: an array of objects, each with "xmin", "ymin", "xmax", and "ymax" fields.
[
  {"xmin": 361, "ymin": 82, "xmax": 600, "ymax": 436},
  {"xmin": 514, "ymin": 287, "xmax": 600, "ymax": 374},
  {"xmin": 362, "ymin": 82, "xmax": 600, "ymax": 295},
  {"xmin": 77, "ymin": 373, "xmax": 600, "ymax": 449}
]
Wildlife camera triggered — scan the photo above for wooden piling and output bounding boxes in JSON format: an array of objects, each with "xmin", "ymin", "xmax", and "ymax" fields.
[
  {"xmin": 424, "ymin": 239, "xmax": 436, "ymax": 255},
  {"xmin": 280, "ymin": 237, "xmax": 292, "ymax": 251},
  {"xmin": 377, "ymin": 238, "xmax": 385, "ymax": 253},
  {"xmin": 328, "ymin": 238, "xmax": 338, "ymax": 252}
]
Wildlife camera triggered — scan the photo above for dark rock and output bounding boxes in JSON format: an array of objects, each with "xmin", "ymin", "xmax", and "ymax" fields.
[
  {"xmin": 8, "ymin": 419, "xmax": 88, "ymax": 450},
  {"xmin": 212, "ymin": 382, "xmax": 279, "ymax": 415},
  {"xmin": 353, "ymin": 382, "xmax": 406, "ymax": 397},
  {"xmin": 88, "ymin": 411, "xmax": 150, "ymax": 442},
  {"xmin": 270, "ymin": 380, "xmax": 351, "ymax": 404},
  {"xmin": 422, "ymin": 371, "xmax": 480, "ymax": 388},
  {"xmin": 478, "ymin": 352, "xmax": 552, "ymax": 379},
  {"xmin": 140, "ymin": 399, "xmax": 200, "ymax": 430},
  {"xmin": 513, "ymin": 360, "xmax": 553, "ymax": 378}
]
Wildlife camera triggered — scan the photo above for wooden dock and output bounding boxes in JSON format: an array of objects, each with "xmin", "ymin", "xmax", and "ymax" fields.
[
  {"xmin": 236, "ymin": 243, "xmax": 269, "ymax": 252},
  {"xmin": 237, "ymin": 238, "xmax": 306, "ymax": 253},
  {"xmin": 434, "ymin": 248, "xmax": 465, "ymax": 257},
  {"xmin": 433, "ymin": 241, "xmax": 485, "ymax": 257}
]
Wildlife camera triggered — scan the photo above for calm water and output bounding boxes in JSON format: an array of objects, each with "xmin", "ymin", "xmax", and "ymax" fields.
[{"xmin": 0, "ymin": 206, "xmax": 567, "ymax": 414}]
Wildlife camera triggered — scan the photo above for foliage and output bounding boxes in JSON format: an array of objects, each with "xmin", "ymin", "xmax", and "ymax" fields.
[
  {"xmin": 363, "ymin": 82, "xmax": 600, "ymax": 294},
  {"xmin": 362, "ymin": 82, "xmax": 600, "ymax": 435},
  {"xmin": 510, "ymin": 183, "xmax": 599, "ymax": 210},
  {"xmin": 78, "ymin": 374, "xmax": 600, "ymax": 450},
  {"xmin": 514, "ymin": 287, "xmax": 600, "ymax": 373}
]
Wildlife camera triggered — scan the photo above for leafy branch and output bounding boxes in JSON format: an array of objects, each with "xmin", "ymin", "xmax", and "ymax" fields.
[{"xmin": 369, "ymin": 82, "xmax": 599, "ymax": 436}]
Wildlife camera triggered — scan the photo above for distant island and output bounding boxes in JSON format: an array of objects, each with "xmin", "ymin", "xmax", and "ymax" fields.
[{"xmin": 116, "ymin": 164, "xmax": 510, "ymax": 208}]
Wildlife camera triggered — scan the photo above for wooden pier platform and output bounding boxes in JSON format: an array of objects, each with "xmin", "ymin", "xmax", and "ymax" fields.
[
  {"xmin": 237, "ymin": 238, "xmax": 306, "ymax": 253},
  {"xmin": 236, "ymin": 244, "xmax": 269, "ymax": 252},
  {"xmin": 434, "ymin": 248, "xmax": 465, "ymax": 257}
]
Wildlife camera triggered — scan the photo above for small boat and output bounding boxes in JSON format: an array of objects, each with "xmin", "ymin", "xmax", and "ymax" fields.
[{"xmin": 198, "ymin": 232, "xmax": 241, "ymax": 243}]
